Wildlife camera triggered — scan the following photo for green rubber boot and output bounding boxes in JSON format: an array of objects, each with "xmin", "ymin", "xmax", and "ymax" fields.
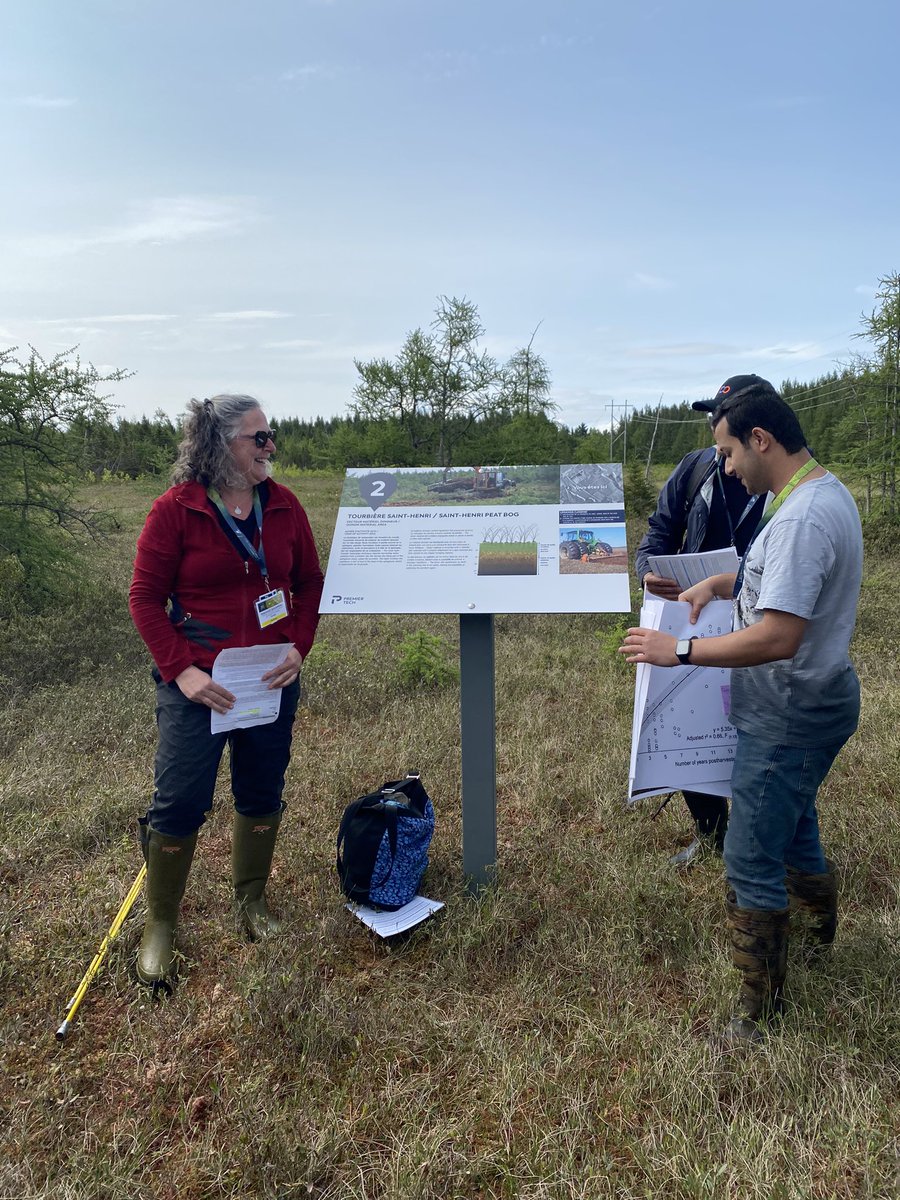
[
  {"xmin": 786, "ymin": 859, "xmax": 838, "ymax": 949},
  {"xmin": 136, "ymin": 829, "xmax": 198, "ymax": 988},
  {"xmin": 720, "ymin": 891, "xmax": 790, "ymax": 1047},
  {"xmin": 232, "ymin": 809, "xmax": 283, "ymax": 941}
]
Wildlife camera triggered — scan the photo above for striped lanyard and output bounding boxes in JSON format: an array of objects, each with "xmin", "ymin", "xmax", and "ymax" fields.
[
  {"xmin": 732, "ymin": 458, "xmax": 819, "ymax": 598},
  {"xmin": 207, "ymin": 486, "xmax": 270, "ymax": 586}
]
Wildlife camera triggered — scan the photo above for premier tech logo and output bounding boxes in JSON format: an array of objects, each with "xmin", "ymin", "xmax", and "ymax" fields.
[{"xmin": 330, "ymin": 594, "xmax": 364, "ymax": 606}]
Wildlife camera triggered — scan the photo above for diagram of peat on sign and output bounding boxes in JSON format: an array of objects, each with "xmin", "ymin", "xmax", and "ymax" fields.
[{"xmin": 322, "ymin": 464, "xmax": 631, "ymax": 615}]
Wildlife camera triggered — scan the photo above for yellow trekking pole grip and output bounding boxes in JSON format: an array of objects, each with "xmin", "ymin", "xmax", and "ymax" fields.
[{"xmin": 56, "ymin": 864, "xmax": 147, "ymax": 1040}]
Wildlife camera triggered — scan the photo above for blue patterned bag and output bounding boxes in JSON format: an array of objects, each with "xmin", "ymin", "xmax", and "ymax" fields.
[{"xmin": 336, "ymin": 774, "xmax": 435, "ymax": 911}]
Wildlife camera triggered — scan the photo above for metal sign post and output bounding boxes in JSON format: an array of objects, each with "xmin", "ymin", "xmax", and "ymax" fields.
[
  {"xmin": 459, "ymin": 612, "xmax": 497, "ymax": 893},
  {"xmin": 321, "ymin": 464, "xmax": 630, "ymax": 894}
]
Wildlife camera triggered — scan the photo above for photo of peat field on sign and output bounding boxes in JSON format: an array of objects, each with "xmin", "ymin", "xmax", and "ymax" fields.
[
  {"xmin": 340, "ymin": 465, "xmax": 561, "ymax": 507},
  {"xmin": 477, "ymin": 541, "xmax": 539, "ymax": 575}
]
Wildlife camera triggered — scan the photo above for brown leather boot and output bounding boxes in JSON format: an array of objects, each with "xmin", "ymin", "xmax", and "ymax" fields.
[
  {"xmin": 785, "ymin": 859, "xmax": 837, "ymax": 948},
  {"xmin": 720, "ymin": 891, "xmax": 790, "ymax": 1046}
]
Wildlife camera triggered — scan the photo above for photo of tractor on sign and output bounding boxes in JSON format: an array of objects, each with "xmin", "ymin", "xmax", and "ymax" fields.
[
  {"xmin": 557, "ymin": 525, "xmax": 628, "ymax": 575},
  {"xmin": 559, "ymin": 528, "xmax": 614, "ymax": 562}
]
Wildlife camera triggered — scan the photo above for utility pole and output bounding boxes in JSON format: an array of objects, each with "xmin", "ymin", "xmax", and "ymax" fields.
[
  {"xmin": 606, "ymin": 400, "xmax": 631, "ymax": 463},
  {"xmin": 646, "ymin": 394, "xmax": 663, "ymax": 482}
]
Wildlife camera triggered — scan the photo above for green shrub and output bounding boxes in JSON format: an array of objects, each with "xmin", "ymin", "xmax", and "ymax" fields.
[
  {"xmin": 594, "ymin": 616, "xmax": 632, "ymax": 663},
  {"xmin": 396, "ymin": 630, "xmax": 459, "ymax": 688},
  {"xmin": 623, "ymin": 460, "xmax": 658, "ymax": 518}
]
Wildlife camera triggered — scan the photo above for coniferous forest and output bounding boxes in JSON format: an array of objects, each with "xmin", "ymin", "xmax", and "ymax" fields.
[{"xmin": 2, "ymin": 278, "xmax": 898, "ymax": 607}]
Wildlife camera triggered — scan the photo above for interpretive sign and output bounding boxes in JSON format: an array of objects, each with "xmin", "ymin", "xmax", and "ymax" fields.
[{"xmin": 320, "ymin": 464, "xmax": 630, "ymax": 615}]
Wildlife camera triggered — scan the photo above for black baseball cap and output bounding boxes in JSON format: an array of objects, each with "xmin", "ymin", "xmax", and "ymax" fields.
[{"xmin": 691, "ymin": 374, "xmax": 778, "ymax": 413}]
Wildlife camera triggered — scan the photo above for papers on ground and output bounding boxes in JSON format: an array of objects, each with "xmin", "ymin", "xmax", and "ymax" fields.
[{"xmin": 346, "ymin": 895, "xmax": 445, "ymax": 937}]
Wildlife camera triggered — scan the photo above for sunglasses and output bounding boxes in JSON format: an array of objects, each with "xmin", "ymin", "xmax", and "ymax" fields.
[{"xmin": 240, "ymin": 430, "xmax": 276, "ymax": 448}]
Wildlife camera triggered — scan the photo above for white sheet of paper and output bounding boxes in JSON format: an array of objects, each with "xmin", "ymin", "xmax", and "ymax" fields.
[
  {"xmin": 629, "ymin": 777, "xmax": 733, "ymax": 802},
  {"xmin": 628, "ymin": 596, "xmax": 737, "ymax": 802},
  {"xmin": 346, "ymin": 895, "xmax": 444, "ymax": 937},
  {"xmin": 646, "ymin": 546, "xmax": 739, "ymax": 592},
  {"xmin": 210, "ymin": 644, "xmax": 292, "ymax": 733}
]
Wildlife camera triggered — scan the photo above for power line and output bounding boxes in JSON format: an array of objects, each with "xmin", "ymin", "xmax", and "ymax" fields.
[{"xmin": 625, "ymin": 382, "xmax": 860, "ymax": 425}]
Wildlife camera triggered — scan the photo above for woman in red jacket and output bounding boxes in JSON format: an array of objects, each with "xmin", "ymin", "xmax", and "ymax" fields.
[{"xmin": 129, "ymin": 394, "xmax": 324, "ymax": 988}]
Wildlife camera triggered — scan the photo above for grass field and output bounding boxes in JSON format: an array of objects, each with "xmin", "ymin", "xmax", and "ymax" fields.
[{"xmin": 0, "ymin": 469, "xmax": 897, "ymax": 1200}]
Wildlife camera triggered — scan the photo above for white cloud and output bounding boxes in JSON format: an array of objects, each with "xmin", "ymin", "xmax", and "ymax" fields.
[
  {"xmin": 553, "ymin": 386, "xmax": 617, "ymax": 429},
  {"xmin": 625, "ymin": 341, "xmax": 739, "ymax": 359},
  {"xmin": 752, "ymin": 342, "xmax": 824, "ymax": 359},
  {"xmin": 38, "ymin": 313, "xmax": 176, "ymax": 324},
  {"xmin": 17, "ymin": 196, "xmax": 255, "ymax": 258},
  {"xmin": 279, "ymin": 64, "xmax": 337, "ymax": 82},
  {"xmin": 854, "ymin": 284, "xmax": 877, "ymax": 298},
  {"xmin": 14, "ymin": 95, "xmax": 76, "ymax": 109},
  {"xmin": 202, "ymin": 310, "xmax": 291, "ymax": 323},
  {"xmin": 263, "ymin": 338, "xmax": 324, "ymax": 349}
]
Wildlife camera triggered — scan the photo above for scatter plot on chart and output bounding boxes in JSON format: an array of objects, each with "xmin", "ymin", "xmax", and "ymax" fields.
[{"xmin": 629, "ymin": 597, "xmax": 737, "ymax": 801}]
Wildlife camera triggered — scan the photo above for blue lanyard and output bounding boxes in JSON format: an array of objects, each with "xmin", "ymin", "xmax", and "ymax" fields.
[
  {"xmin": 732, "ymin": 459, "xmax": 819, "ymax": 598},
  {"xmin": 207, "ymin": 487, "xmax": 270, "ymax": 585},
  {"xmin": 714, "ymin": 458, "xmax": 761, "ymax": 546}
]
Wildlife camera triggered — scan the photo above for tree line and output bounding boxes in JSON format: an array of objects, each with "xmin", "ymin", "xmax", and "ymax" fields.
[{"xmin": 2, "ymin": 278, "xmax": 898, "ymax": 607}]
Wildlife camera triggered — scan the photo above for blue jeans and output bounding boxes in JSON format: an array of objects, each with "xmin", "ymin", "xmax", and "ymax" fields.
[
  {"xmin": 147, "ymin": 673, "xmax": 301, "ymax": 837},
  {"xmin": 724, "ymin": 730, "xmax": 846, "ymax": 910}
]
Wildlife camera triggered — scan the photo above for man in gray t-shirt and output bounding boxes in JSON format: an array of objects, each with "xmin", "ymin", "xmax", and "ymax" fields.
[
  {"xmin": 731, "ymin": 472, "xmax": 862, "ymax": 747},
  {"xmin": 619, "ymin": 375, "xmax": 863, "ymax": 1047}
]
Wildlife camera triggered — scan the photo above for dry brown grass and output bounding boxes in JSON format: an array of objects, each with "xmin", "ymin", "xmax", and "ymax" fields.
[{"xmin": 0, "ymin": 470, "xmax": 897, "ymax": 1200}]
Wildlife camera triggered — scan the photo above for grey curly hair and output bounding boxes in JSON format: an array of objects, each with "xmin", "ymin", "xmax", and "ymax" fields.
[{"xmin": 171, "ymin": 393, "xmax": 269, "ymax": 489}]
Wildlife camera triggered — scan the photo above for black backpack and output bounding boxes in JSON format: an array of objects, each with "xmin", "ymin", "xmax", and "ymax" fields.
[{"xmin": 336, "ymin": 774, "xmax": 435, "ymax": 911}]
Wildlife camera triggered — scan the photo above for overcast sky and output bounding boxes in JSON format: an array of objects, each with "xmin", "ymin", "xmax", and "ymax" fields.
[{"xmin": 2, "ymin": 0, "xmax": 897, "ymax": 427}]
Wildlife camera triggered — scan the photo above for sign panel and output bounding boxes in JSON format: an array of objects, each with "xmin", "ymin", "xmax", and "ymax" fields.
[{"xmin": 320, "ymin": 464, "xmax": 631, "ymax": 614}]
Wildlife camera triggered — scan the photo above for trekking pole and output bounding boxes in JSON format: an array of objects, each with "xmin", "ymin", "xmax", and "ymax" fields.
[{"xmin": 56, "ymin": 864, "xmax": 147, "ymax": 1041}]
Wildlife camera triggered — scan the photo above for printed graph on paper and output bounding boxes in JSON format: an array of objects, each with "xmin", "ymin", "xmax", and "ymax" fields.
[{"xmin": 629, "ymin": 597, "xmax": 737, "ymax": 800}]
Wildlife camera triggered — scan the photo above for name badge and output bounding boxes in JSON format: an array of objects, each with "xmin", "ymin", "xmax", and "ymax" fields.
[{"xmin": 255, "ymin": 588, "xmax": 289, "ymax": 629}]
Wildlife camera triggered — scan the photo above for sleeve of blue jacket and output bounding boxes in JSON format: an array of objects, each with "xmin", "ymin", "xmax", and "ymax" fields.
[{"xmin": 634, "ymin": 447, "xmax": 716, "ymax": 586}]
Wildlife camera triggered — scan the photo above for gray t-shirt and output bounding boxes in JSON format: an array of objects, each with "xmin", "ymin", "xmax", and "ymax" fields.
[{"xmin": 729, "ymin": 472, "xmax": 862, "ymax": 747}]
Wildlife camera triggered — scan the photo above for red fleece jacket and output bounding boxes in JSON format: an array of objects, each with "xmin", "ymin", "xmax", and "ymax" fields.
[{"xmin": 129, "ymin": 480, "xmax": 324, "ymax": 683}]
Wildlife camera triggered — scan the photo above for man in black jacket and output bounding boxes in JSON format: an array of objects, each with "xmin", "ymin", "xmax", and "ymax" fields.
[{"xmin": 634, "ymin": 378, "xmax": 767, "ymax": 866}]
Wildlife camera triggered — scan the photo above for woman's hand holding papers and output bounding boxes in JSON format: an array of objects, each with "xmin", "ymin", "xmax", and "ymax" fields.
[
  {"xmin": 261, "ymin": 645, "xmax": 303, "ymax": 690},
  {"xmin": 175, "ymin": 665, "xmax": 236, "ymax": 713}
]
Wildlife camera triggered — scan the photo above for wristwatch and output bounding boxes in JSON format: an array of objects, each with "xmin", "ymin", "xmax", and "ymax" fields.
[{"xmin": 674, "ymin": 637, "xmax": 696, "ymax": 665}]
